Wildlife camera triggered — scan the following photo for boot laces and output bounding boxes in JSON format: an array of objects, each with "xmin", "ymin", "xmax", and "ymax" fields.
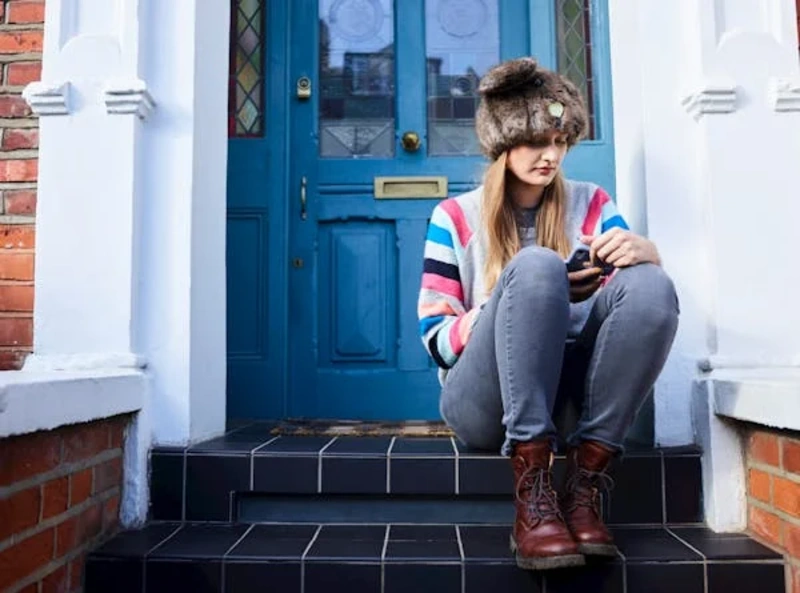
[
  {"xmin": 515, "ymin": 466, "xmax": 563, "ymax": 521},
  {"xmin": 564, "ymin": 467, "xmax": 615, "ymax": 513}
]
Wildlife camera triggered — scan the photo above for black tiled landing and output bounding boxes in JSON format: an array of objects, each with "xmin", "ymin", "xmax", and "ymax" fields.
[
  {"xmin": 150, "ymin": 426, "xmax": 704, "ymax": 525},
  {"xmin": 85, "ymin": 524, "xmax": 785, "ymax": 593}
]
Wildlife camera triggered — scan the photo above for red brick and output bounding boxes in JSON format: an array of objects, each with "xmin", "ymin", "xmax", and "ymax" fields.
[
  {"xmin": 109, "ymin": 416, "xmax": 128, "ymax": 449},
  {"xmin": 69, "ymin": 469, "xmax": 92, "ymax": 507},
  {"xmin": 749, "ymin": 431, "xmax": 781, "ymax": 467},
  {"xmin": 787, "ymin": 522, "xmax": 800, "ymax": 559},
  {"xmin": 103, "ymin": 494, "xmax": 120, "ymax": 532},
  {"xmin": 18, "ymin": 585, "xmax": 38, "ymax": 593},
  {"xmin": 0, "ymin": 528, "xmax": 55, "ymax": 590},
  {"xmin": 80, "ymin": 503, "xmax": 102, "ymax": 543},
  {"xmin": 775, "ymin": 476, "xmax": 800, "ymax": 518},
  {"xmin": 791, "ymin": 563, "xmax": 800, "ymax": 593},
  {"xmin": 55, "ymin": 514, "xmax": 79, "ymax": 558},
  {"xmin": 0, "ymin": 316, "xmax": 32, "ymax": 347},
  {"xmin": 7, "ymin": 1, "xmax": 46, "ymax": 24},
  {"xmin": 69, "ymin": 553, "xmax": 84, "ymax": 592},
  {"xmin": 785, "ymin": 439, "xmax": 800, "ymax": 475},
  {"xmin": 0, "ymin": 31, "xmax": 43, "ymax": 54},
  {"xmin": 6, "ymin": 62, "xmax": 41, "ymax": 86},
  {"xmin": 3, "ymin": 128, "xmax": 39, "ymax": 150},
  {"xmin": 93, "ymin": 457, "xmax": 122, "ymax": 494},
  {"xmin": 0, "ymin": 348, "xmax": 27, "ymax": 370},
  {"xmin": 0, "ymin": 252, "xmax": 34, "ymax": 280},
  {"xmin": 4, "ymin": 188, "xmax": 36, "ymax": 214},
  {"xmin": 0, "ymin": 284, "xmax": 34, "ymax": 311},
  {"xmin": 63, "ymin": 422, "xmax": 109, "ymax": 463},
  {"xmin": 0, "ymin": 94, "xmax": 31, "ymax": 117},
  {"xmin": 0, "ymin": 158, "xmax": 38, "ymax": 181},
  {"xmin": 42, "ymin": 476, "xmax": 69, "ymax": 520},
  {"xmin": 42, "ymin": 563, "xmax": 70, "ymax": 593},
  {"xmin": 750, "ymin": 505, "xmax": 782, "ymax": 547},
  {"xmin": 1, "ymin": 224, "xmax": 35, "ymax": 248},
  {"xmin": 0, "ymin": 430, "xmax": 61, "ymax": 487},
  {"xmin": 748, "ymin": 468, "xmax": 772, "ymax": 503},
  {"xmin": 0, "ymin": 486, "xmax": 41, "ymax": 540}
]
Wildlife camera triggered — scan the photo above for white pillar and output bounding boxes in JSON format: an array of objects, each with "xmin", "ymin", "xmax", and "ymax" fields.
[
  {"xmin": 22, "ymin": 0, "xmax": 229, "ymax": 445},
  {"xmin": 611, "ymin": 0, "xmax": 800, "ymax": 531}
]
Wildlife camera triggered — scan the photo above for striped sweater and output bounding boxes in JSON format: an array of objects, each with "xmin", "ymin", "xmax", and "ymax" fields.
[{"xmin": 417, "ymin": 180, "xmax": 629, "ymax": 377}]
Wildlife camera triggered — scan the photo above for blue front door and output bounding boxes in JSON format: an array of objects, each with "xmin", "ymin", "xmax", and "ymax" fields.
[{"xmin": 227, "ymin": 0, "xmax": 616, "ymax": 420}]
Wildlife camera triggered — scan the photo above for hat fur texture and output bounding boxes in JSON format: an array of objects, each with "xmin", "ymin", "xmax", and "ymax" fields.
[{"xmin": 476, "ymin": 57, "xmax": 588, "ymax": 160}]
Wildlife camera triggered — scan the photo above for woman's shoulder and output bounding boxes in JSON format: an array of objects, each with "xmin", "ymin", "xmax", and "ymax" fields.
[
  {"xmin": 432, "ymin": 186, "xmax": 482, "ymax": 228},
  {"xmin": 563, "ymin": 178, "xmax": 603, "ymax": 200}
]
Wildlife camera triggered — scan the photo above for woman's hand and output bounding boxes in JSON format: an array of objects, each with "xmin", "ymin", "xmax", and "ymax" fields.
[
  {"xmin": 568, "ymin": 266, "xmax": 603, "ymax": 303},
  {"xmin": 581, "ymin": 229, "xmax": 661, "ymax": 268}
]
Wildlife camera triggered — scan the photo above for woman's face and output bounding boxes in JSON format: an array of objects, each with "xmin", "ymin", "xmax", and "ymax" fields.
[{"xmin": 506, "ymin": 131, "xmax": 568, "ymax": 187}]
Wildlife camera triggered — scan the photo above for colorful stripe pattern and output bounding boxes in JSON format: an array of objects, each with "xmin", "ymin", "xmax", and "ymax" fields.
[{"xmin": 418, "ymin": 185, "xmax": 628, "ymax": 370}]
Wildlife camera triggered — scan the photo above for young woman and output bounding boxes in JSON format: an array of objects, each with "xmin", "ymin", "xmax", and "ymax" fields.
[{"xmin": 418, "ymin": 58, "xmax": 679, "ymax": 571}]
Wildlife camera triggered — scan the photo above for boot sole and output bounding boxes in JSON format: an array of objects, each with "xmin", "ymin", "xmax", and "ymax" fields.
[
  {"xmin": 577, "ymin": 542, "xmax": 618, "ymax": 557},
  {"xmin": 509, "ymin": 535, "xmax": 586, "ymax": 570}
]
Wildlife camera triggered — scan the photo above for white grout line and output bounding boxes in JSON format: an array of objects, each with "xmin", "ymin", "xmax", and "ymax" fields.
[
  {"xmin": 665, "ymin": 527, "xmax": 708, "ymax": 593},
  {"xmin": 381, "ymin": 525, "xmax": 391, "ymax": 593},
  {"xmin": 181, "ymin": 450, "xmax": 188, "ymax": 522},
  {"xmin": 145, "ymin": 524, "xmax": 183, "ymax": 558},
  {"xmin": 660, "ymin": 451, "xmax": 668, "ymax": 525},
  {"xmin": 386, "ymin": 437, "xmax": 397, "ymax": 494},
  {"xmin": 617, "ymin": 547, "xmax": 627, "ymax": 593},
  {"xmin": 451, "ymin": 437, "xmax": 460, "ymax": 495},
  {"xmin": 300, "ymin": 525, "xmax": 323, "ymax": 593},
  {"xmin": 455, "ymin": 525, "xmax": 466, "ymax": 593},
  {"xmin": 223, "ymin": 524, "xmax": 255, "ymax": 557},
  {"xmin": 317, "ymin": 437, "xmax": 339, "ymax": 493},
  {"xmin": 250, "ymin": 436, "xmax": 280, "ymax": 490}
]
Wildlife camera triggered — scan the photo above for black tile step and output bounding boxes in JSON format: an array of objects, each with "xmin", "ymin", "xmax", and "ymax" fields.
[
  {"xmin": 150, "ymin": 427, "xmax": 703, "ymax": 525},
  {"xmin": 85, "ymin": 523, "xmax": 786, "ymax": 593}
]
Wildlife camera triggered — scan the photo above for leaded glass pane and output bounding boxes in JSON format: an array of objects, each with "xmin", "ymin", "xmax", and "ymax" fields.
[
  {"xmin": 230, "ymin": 0, "xmax": 264, "ymax": 137},
  {"xmin": 556, "ymin": 0, "xmax": 596, "ymax": 138},
  {"xmin": 425, "ymin": 0, "xmax": 499, "ymax": 156},
  {"xmin": 319, "ymin": 0, "xmax": 395, "ymax": 158}
]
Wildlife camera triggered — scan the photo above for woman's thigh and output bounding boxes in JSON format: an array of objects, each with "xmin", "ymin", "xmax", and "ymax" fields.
[{"xmin": 440, "ymin": 303, "xmax": 505, "ymax": 452}]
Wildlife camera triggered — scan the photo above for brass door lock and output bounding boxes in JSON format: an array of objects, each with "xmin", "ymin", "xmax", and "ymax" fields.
[{"xmin": 296, "ymin": 76, "xmax": 312, "ymax": 100}]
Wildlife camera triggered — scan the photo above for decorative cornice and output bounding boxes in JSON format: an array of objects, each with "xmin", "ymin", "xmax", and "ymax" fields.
[
  {"xmin": 682, "ymin": 82, "xmax": 737, "ymax": 121},
  {"xmin": 103, "ymin": 78, "xmax": 155, "ymax": 120},
  {"xmin": 22, "ymin": 81, "xmax": 70, "ymax": 116},
  {"xmin": 768, "ymin": 78, "xmax": 800, "ymax": 112}
]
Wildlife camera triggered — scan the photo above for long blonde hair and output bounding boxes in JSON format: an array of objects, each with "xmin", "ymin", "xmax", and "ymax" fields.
[{"xmin": 482, "ymin": 152, "xmax": 571, "ymax": 292}]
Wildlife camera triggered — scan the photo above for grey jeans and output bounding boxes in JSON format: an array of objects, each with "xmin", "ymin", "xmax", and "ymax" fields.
[{"xmin": 440, "ymin": 247, "xmax": 679, "ymax": 455}]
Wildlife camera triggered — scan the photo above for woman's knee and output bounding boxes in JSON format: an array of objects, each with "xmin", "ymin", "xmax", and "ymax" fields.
[
  {"xmin": 613, "ymin": 264, "xmax": 679, "ymax": 323},
  {"xmin": 440, "ymin": 396, "xmax": 504, "ymax": 452},
  {"xmin": 502, "ymin": 246, "xmax": 568, "ymax": 289}
]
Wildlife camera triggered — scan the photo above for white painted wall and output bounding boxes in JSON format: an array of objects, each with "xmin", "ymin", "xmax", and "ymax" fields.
[{"xmin": 135, "ymin": 0, "xmax": 229, "ymax": 445}]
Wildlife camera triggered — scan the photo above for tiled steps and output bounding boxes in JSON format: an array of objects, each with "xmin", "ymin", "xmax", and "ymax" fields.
[
  {"xmin": 86, "ymin": 522, "xmax": 785, "ymax": 593},
  {"xmin": 84, "ymin": 424, "xmax": 788, "ymax": 592}
]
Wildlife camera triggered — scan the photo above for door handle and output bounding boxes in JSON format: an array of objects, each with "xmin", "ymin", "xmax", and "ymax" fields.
[{"xmin": 300, "ymin": 176, "xmax": 307, "ymax": 220}]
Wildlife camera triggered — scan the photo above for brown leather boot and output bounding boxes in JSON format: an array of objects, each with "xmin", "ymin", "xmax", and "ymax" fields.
[
  {"xmin": 509, "ymin": 440, "xmax": 585, "ymax": 570},
  {"xmin": 561, "ymin": 440, "xmax": 618, "ymax": 557}
]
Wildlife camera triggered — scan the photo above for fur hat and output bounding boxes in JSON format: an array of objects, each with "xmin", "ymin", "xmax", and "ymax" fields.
[{"xmin": 475, "ymin": 57, "xmax": 588, "ymax": 160}]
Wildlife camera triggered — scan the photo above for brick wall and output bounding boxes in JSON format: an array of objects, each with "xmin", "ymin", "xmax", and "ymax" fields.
[
  {"xmin": 0, "ymin": 415, "xmax": 130, "ymax": 593},
  {"xmin": 745, "ymin": 428, "xmax": 800, "ymax": 593},
  {"xmin": 0, "ymin": 0, "xmax": 43, "ymax": 371}
]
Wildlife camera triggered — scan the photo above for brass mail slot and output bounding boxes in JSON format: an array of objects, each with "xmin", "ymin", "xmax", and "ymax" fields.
[{"xmin": 374, "ymin": 176, "xmax": 448, "ymax": 199}]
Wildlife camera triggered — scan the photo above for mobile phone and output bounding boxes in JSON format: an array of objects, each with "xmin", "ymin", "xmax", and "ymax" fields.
[{"xmin": 565, "ymin": 247, "xmax": 615, "ymax": 275}]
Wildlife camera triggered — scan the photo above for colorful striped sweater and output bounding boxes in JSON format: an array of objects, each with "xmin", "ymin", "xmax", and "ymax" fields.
[{"xmin": 417, "ymin": 180, "xmax": 629, "ymax": 377}]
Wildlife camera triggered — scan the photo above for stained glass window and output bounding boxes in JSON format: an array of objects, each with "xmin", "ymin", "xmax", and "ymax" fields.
[
  {"xmin": 229, "ymin": 0, "xmax": 265, "ymax": 137},
  {"xmin": 556, "ymin": 0, "xmax": 596, "ymax": 138},
  {"xmin": 425, "ymin": 0, "xmax": 500, "ymax": 156}
]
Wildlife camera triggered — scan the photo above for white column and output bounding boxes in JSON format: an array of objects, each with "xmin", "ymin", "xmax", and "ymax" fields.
[
  {"xmin": 22, "ymin": 0, "xmax": 229, "ymax": 445},
  {"xmin": 611, "ymin": 0, "xmax": 800, "ymax": 531}
]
